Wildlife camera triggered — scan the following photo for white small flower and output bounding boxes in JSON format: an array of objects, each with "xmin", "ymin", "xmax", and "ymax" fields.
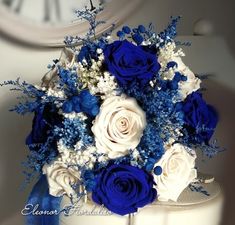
[
  {"xmin": 57, "ymin": 140, "xmax": 69, "ymax": 153},
  {"xmin": 92, "ymin": 95, "xmax": 146, "ymax": 159},
  {"xmin": 74, "ymin": 141, "xmax": 84, "ymax": 151},
  {"xmin": 98, "ymin": 155, "xmax": 107, "ymax": 162},
  {"xmin": 61, "ymin": 111, "xmax": 88, "ymax": 120},
  {"xmin": 153, "ymin": 143, "xmax": 197, "ymax": 202},
  {"xmin": 158, "ymin": 41, "xmax": 201, "ymax": 100},
  {"xmin": 82, "ymin": 59, "xmax": 87, "ymax": 65},
  {"xmin": 142, "ymin": 40, "xmax": 151, "ymax": 46},
  {"xmin": 132, "ymin": 148, "xmax": 140, "ymax": 159},
  {"xmin": 47, "ymin": 88, "xmax": 65, "ymax": 98},
  {"xmin": 95, "ymin": 72, "xmax": 118, "ymax": 98},
  {"xmin": 96, "ymin": 48, "xmax": 103, "ymax": 54}
]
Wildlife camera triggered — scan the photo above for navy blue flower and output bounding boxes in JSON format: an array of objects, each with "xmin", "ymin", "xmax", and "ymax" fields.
[
  {"xmin": 117, "ymin": 30, "xmax": 125, "ymax": 39},
  {"xmin": 62, "ymin": 90, "xmax": 100, "ymax": 117},
  {"xmin": 77, "ymin": 42, "xmax": 106, "ymax": 65},
  {"xmin": 181, "ymin": 92, "xmax": 218, "ymax": 144},
  {"xmin": 92, "ymin": 164, "xmax": 157, "ymax": 216},
  {"xmin": 132, "ymin": 33, "xmax": 144, "ymax": 45},
  {"xmin": 138, "ymin": 25, "xmax": 146, "ymax": 33},
  {"xmin": 26, "ymin": 105, "xmax": 61, "ymax": 148},
  {"xmin": 77, "ymin": 45, "xmax": 90, "ymax": 63},
  {"xmin": 62, "ymin": 101, "xmax": 74, "ymax": 113},
  {"xmin": 122, "ymin": 26, "xmax": 131, "ymax": 34},
  {"xmin": 104, "ymin": 40, "xmax": 160, "ymax": 87}
]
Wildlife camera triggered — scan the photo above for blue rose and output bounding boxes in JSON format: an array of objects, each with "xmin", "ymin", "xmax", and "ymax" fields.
[
  {"xmin": 92, "ymin": 164, "xmax": 157, "ymax": 216},
  {"xmin": 104, "ymin": 40, "xmax": 160, "ymax": 87},
  {"xmin": 26, "ymin": 105, "xmax": 61, "ymax": 148},
  {"xmin": 181, "ymin": 91, "xmax": 218, "ymax": 144}
]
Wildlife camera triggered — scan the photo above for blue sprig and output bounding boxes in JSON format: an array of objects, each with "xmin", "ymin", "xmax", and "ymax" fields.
[
  {"xmin": 58, "ymin": 67, "xmax": 79, "ymax": 96},
  {"xmin": 81, "ymin": 169, "xmax": 96, "ymax": 191},
  {"xmin": 123, "ymin": 83, "xmax": 184, "ymax": 169},
  {"xmin": 157, "ymin": 16, "xmax": 181, "ymax": 47},
  {"xmin": 53, "ymin": 118, "xmax": 94, "ymax": 149},
  {"xmin": 189, "ymin": 183, "xmax": 210, "ymax": 196},
  {"xmin": 24, "ymin": 133, "xmax": 59, "ymax": 180},
  {"xmin": 0, "ymin": 78, "xmax": 45, "ymax": 114}
]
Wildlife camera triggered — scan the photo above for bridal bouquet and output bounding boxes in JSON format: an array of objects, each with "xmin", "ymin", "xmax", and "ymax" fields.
[{"xmin": 2, "ymin": 7, "xmax": 219, "ymax": 218}]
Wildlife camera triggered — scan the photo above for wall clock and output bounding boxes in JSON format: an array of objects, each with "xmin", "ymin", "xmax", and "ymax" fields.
[{"xmin": 0, "ymin": 0, "xmax": 142, "ymax": 47}]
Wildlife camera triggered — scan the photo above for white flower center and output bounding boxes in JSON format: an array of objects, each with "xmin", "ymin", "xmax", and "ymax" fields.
[{"xmin": 92, "ymin": 96, "xmax": 146, "ymax": 159}]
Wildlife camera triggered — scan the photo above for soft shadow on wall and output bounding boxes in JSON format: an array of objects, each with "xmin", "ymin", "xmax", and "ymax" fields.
[
  {"xmin": 126, "ymin": 0, "xmax": 235, "ymax": 58},
  {"xmin": 0, "ymin": 91, "xmax": 33, "ymax": 225},
  {"xmin": 202, "ymin": 79, "xmax": 235, "ymax": 225}
]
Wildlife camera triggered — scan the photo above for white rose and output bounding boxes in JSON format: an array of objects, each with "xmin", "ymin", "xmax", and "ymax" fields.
[
  {"xmin": 42, "ymin": 160, "xmax": 80, "ymax": 198},
  {"xmin": 92, "ymin": 95, "xmax": 146, "ymax": 159},
  {"xmin": 153, "ymin": 143, "xmax": 197, "ymax": 202}
]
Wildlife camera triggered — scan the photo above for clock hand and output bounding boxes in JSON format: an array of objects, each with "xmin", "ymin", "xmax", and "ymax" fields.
[{"xmin": 89, "ymin": 0, "xmax": 96, "ymax": 11}]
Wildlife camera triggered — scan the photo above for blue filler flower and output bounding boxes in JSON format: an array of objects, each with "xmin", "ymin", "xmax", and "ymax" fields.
[
  {"xmin": 122, "ymin": 26, "xmax": 131, "ymax": 34},
  {"xmin": 92, "ymin": 164, "xmax": 157, "ymax": 216}
]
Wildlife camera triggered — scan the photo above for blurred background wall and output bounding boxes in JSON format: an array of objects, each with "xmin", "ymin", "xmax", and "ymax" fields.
[
  {"xmin": 0, "ymin": 0, "xmax": 234, "ymax": 225},
  {"xmin": 126, "ymin": 0, "xmax": 235, "ymax": 57}
]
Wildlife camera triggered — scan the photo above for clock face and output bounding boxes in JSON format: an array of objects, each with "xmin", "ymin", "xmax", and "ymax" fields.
[
  {"xmin": 0, "ymin": 0, "xmax": 143, "ymax": 47},
  {"xmin": 1, "ymin": 0, "xmax": 100, "ymax": 25}
]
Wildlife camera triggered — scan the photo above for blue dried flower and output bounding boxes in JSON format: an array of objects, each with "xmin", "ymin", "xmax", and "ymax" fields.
[
  {"xmin": 153, "ymin": 166, "xmax": 162, "ymax": 176},
  {"xmin": 62, "ymin": 101, "xmax": 73, "ymax": 113},
  {"xmin": 117, "ymin": 30, "xmax": 125, "ymax": 39},
  {"xmin": 79, "ymin": 90, "xmax": 100, "ymax": 116},
  {"xmin": 138, "ymin": 25, "xmax": 146, "ymax": 33},
  {"xmin": 82, "ymin": 170, "xmax": 96, "ymax": 192},
  {"xmin": 122, "ymin": 26, "xmax": 131, "ymax": 34},
  {"xmin": 62, "ymin": 90, "xmax": 100, "ymax": 117},
  {"xmin": 71, "ymin": 96, "xmax": 81, "ymax": 104},
  {"xmin": 169, "ymin": 80, "xmax": 179, "ymax": 90},
  {"xmin": 132, "ymin": 33, "xmax": 144, "ymax": 45},
  {"xmin": 167, "ymin": 61, "xmax": 178, "ymax": 69}
]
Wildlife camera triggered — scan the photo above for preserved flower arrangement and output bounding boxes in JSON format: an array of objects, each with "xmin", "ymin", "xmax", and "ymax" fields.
[{"xmin": 1, "ymin": 6, "xmax": 221, "ymax": 225}]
